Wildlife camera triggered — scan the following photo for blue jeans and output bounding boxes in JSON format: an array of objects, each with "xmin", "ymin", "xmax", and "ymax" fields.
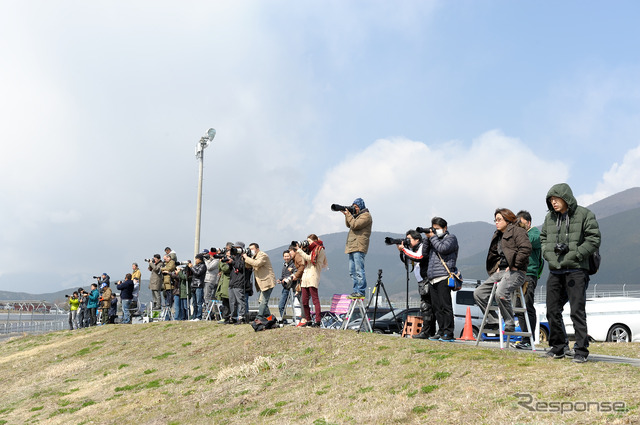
[
  {"xmin": 173, "ymin": 295, "xmax": 183, "ymax": 320},
  {"xmin": 279, "ymin": 287, "xmax": 291, "ymax": 318},
  {"xmin": 257, "ymin": 287, "xmax": 274, "ymax": 319},
  {"xmin": 121, "ymin": 299, "xmax": 132, "ymax": 324},
  {"xmin": 349, "ymin": 251, "xmax": 367, "ymax": 295},
  {"xmin": 191, "ymin": 288, "xmax": 204, "ymax": 319}
]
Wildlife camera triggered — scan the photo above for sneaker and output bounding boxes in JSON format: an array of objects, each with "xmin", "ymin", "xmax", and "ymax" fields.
[
  {"xmin": 514, "ymin": 342, "xmax": 531, "ymax": 350},
  {"xmin": 545, "ymin": 350, "xmax": 565, "ymax": 359},
  {"xmin": 412, "ymin": 332, "xmax": 429, "ymax": 339},
  {"xmin": 296, "ymin": 321, "xmax": 308, "ymax": 328},
  {"xmin": 348, "ymin": 293, "xmax": 365, "ymax": 299},
  {"xmin": 428, "ymin": 334, "xmax": 442, "ymax": 341},
  {"xmin": 565, "ymin": 348, "xmax": 575, "ymax": 358},
  {"xmin": 483, "ymin": 323, "xmax": 499, "ymax": 331},
  {"xmin": 503, "ymin": 324, "xmax": 515, "ymax": 333},
  {"xmin": 572, "ymin": 354, "xmax": 588, "ymax": 363},
  {"xmin": 439, "ymin": 335, "xmax": 455, "ymax": 342}
]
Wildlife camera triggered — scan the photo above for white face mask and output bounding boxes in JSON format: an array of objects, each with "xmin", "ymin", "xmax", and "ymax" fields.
[
  {"xmin": 435, "ymin": 229, "xmax": 444, "ymax": 237},
  {"xmin": 251, "ymin": 249, "xmax": 257, "ymax": 257}
]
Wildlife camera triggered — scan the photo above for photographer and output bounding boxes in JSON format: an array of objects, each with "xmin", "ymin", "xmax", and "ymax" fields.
[
  {"xmin": 100, "ymin": 283, "xmax": 112, "ymax": 324},
  {"xmin": 148, "ymin": 254, "xmax": 163, "ymax": 311},
  {"xmin": 418, "ymin": 218, "xmax": 459, "ymax": 341},
  {"xmin": 228, "ymin": 241, "xmax": 249, "ymax": 324},
  {"xmin": 161, "ymin": 254, "xmax": 176, "ymax": 310},
  {"xmin": 87, "ymin": 283, "xmax": 100, "ymax": 326},
  {"xmin": 116, "ymin": 274, "xmax": 134, "ymax": 324},
  {"xmin": 77, "ymin": 288, "xmax": 88, "ymax": 328},
  {"xmin": 396, "ymin": 230, "xmax": 435, "ymax": 339},
  {"xmin": 474, "ymin": 208, "xmax": 531, "ymax": 334},
  {"xmin": 277, "ymin": 250, "xmax": 296, "ymax": 324},
  {"xmin": 67, "ymin": 291, "xmax": 80, "ymax": 330},
  {"xmin": 215, "ymin": 245, "xmax": 233, "ymax": 323},
  {"xmin": 341, "ymin": 198, "xmax": 372, "ymax": 298},
  {"xmin": 204, "ymin": 248, "xmax": 220, "ymax": 305},
  {"xmin": 172, "ymin": 266, "xmax": 189, "ymax": 320},
  {"xmin": 296, "ymin": 234, "xmax": 328, "ymax": 327},
  {"xmin": 97, "ymin": 273, "xmax": 110, "ymax": 288},
  {"xmin": 188, "ymin": 254, "xmax": 207, "ymax": 320},
  {"xmin": 243, "ymin": 243, "xmax": 276, "ymax": 320}
]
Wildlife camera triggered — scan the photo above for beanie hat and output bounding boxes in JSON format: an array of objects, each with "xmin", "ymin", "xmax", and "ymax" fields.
[{"xmin": 352, "ymin": 198, "xmax": 365, "ymax": 210}]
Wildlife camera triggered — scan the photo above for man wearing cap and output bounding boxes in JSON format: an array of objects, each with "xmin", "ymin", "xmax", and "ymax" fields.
[
  {"xmin": 243, "ymin": 243, "xmax": 276, "ymax": 320},
  {"xmin": 148, "ymin": 254, "xmax": 163, "ymax": 311},
  {"xmin": 100, "ymin": 283, "xmax": 112, "ymax": 324},
  {"xmin": 343, "ymin": 198, "xmax": 373, "ymax": 298},
  {"xmin": 228, "ymin": 241, "xmax": 248, "ymax": 324}
]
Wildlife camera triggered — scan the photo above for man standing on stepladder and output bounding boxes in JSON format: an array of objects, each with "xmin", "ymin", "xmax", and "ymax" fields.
[{"xmin": 340, "ymin": 198, "xmax": 372, "ymax": 299}]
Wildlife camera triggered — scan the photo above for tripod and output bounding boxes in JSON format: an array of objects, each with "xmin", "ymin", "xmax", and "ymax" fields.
[{"xmin": 357, "ymin": 269, "xmax": 398, "ymax": 333}]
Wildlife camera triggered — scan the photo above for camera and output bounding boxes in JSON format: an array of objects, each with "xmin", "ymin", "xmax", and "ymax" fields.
[
  {"xmin": 330, "ymin": 203, "xmax": 357, "ymax": 215},
  {"xmin": 213, "ymin": 252, "xmax": 227, "ymax": 259},
  {"xmin": 177, "ymin": 261, "xmax": 191, "ymax": 266},
  {"xmin": 92, "ymin": 276, "xmax": 100, "ymax": 279},
  {"xmin": 416, "ymin": 226, "xmax": 435, "ymax": 234},
  {"xmin": 65, "ymin": 294, "xmax": 70, "ymax": 298},
  {"xmin": 291, "ymin": 240, "xmax": 310, "ymax": 250},
  {"xmin": 554, "ymin": 243, "xmax": 570, "ymax": 255},
  {"xmin": 228, "ymin": 247, "xmax": 248, "ymax": 256},
  {"xmin": 384, "ymin": 236, "xmax": 410, "ymax": 248}
]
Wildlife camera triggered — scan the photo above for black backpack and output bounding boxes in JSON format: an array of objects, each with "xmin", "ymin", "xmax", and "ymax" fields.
[
  {"xmin": 588, "ymin": 250, "xmax": 601, "ymax": 275},
  {"xmin": 251, "ymin": 315, "xmax": 278, "ymax": 332}
]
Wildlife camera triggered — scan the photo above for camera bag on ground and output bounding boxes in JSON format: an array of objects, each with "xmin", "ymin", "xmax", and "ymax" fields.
[{"xmin": 251, "ymin": 315, "xmax": 278, "ymax": 332}]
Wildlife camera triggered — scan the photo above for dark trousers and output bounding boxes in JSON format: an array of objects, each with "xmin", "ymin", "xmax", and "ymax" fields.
[
  {"xmin": 515, "ymin": 276, "xmax": 537, "ymax": 343},
  {"xmin": 546, "ymin": 270, "xmax": 589, "ymax": 357},
  {"xmin": 88, "ymin": 307, "xmax": 97, "ymax": 326},
  {"xmin": 429, "ymin": 279, "xmax": 454, "ymax": 338},
  {"xmin": 301, "ymin": 287, "xmax": 321, "ymax": 323},
  {"xmin": 418, "ymin": 280, "xmax": 436, "ymax": 336}
]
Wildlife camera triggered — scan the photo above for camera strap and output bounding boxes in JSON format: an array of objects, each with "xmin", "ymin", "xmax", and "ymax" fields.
[{"xmin": 555, "ymin": 213, "xmax": 570, "ymax": 244}]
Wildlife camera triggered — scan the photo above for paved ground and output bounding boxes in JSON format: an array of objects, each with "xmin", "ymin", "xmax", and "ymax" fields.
[{"xmin": 456, "ymin": 339, "xmax": 640, "ymax": 366}]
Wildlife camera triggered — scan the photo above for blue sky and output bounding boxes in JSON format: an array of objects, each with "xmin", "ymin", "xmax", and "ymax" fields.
[{"xmin": 2, "ymin": 1, "xmax": 640, "ymax": 293}]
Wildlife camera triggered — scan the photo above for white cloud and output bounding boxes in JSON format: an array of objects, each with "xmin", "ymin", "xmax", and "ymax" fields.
[
  {"xmin": 579, "ymin": 144, "xmax": 640, "ymax": 206},
  {"xmin": 307, "ymin": 130, "xmax": 569, "ymax": 233}
]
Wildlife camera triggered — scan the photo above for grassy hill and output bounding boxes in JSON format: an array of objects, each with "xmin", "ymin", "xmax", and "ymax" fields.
[{"xmin": 1, "ymin": 323, "xmax": 639, "ymax": 425}]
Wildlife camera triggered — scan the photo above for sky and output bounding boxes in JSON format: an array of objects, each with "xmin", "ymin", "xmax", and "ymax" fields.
[{"xmin": 2, "ymin": 1, "xmax": 640, "ymax": 294}]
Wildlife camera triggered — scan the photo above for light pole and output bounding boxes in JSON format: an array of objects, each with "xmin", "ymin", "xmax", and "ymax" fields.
[{"xmin": 194, "ymin": 128, "xmax": 216, "ymax": 259}]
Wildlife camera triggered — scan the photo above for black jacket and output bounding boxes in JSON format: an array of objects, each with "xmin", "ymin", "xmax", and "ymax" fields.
[{"xmin": 190, "ymin": 263, "xmax": 207, "ymax": 289}]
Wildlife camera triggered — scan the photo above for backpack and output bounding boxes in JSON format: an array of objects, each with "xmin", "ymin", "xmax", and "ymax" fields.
[
  {"xmin": 588, "ymin": 250, "xmax": 601, "ymax": 275},
  {"xmin": 251, "ymin": 315, "xmax": 278, "ymax": 332}
]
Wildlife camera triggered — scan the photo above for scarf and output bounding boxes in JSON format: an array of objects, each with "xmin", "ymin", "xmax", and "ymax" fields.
[{"xmin": 309, "ymin": 239, "xmax": 324, "ymax": 265}]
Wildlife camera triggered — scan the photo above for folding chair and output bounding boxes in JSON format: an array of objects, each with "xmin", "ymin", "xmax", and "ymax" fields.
[{"xmin": 320, "ymin": 294, "xmax": 353, "ymax": 329}]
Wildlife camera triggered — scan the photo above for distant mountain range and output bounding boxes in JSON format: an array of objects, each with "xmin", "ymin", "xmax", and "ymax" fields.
[{"xmin": 3, "ymin": 187, "xmax": 640, "ymax": 304}]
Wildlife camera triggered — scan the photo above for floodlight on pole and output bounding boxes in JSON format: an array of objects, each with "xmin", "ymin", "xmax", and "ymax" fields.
[{"xmin": 194, "ymin": 128, "xmax": 216, "ymax": 259}]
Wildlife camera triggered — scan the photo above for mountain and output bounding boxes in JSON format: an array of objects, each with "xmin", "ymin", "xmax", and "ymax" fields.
[
  {"xmin": 587, "ymin": 187, "xmax": 640, "ymax": 220},
  {"xmin": 3, "ymin": 187, "xmax": 640, "ymax": 303}
]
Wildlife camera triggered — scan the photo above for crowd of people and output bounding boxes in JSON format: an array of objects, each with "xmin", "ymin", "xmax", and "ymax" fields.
[{"xmin": 69, "ymin": 185, "xmax": 600, "ymax": 362}]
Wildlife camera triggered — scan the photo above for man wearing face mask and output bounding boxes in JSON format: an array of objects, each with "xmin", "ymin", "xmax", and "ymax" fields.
[
  {"xmin": 243, "ymin": 243, "xmax": 276, "ymax": 320},
  {"xmin": 416, "ymin": 217, "xmax": 460, "ymax": 342}
]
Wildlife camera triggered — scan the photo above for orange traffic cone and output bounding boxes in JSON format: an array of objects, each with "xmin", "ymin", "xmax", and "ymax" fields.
[{"xmin": 457, "ymin": 306, "xmax": 475, "ymax": 341}]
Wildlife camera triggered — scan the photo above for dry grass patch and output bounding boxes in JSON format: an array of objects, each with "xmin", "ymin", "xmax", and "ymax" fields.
[{"xmin": 0, "ymin": 323, "xmax": 639, "ymax": 424}]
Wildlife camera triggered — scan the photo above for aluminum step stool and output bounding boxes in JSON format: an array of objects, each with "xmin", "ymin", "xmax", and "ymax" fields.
[
  {"xmin": 475, "ymin": 283, "xmax": 536, "ymax": 350},
  {"xmin": 340, "ymin": 297, "xmax": 372, "ymax": 332}
]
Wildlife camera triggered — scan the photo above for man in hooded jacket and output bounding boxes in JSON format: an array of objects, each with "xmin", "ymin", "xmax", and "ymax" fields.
[{"xmin": 540, "ymin": 183, "xmax": 600, "ymax": 363}]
